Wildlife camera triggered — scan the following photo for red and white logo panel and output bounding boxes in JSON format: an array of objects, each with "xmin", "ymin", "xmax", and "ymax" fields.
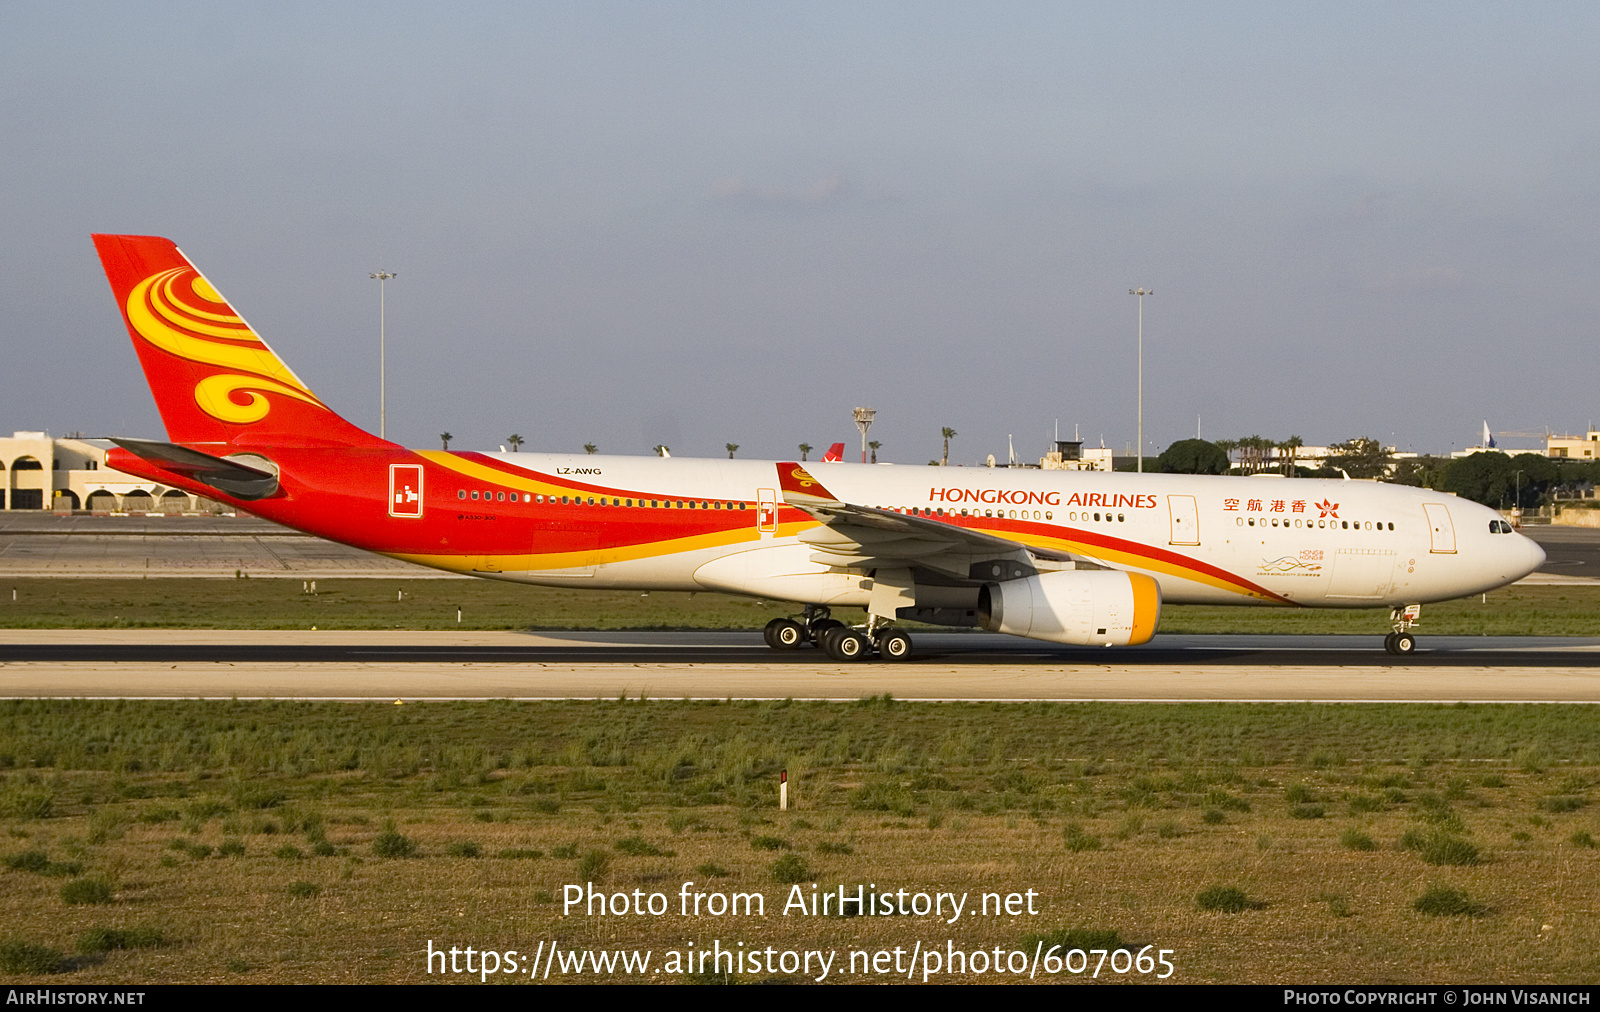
[
  {"xmin": 757, "ymin": 488, "xmax": 778, "ymax": 533},
  {"xmin": 389, "ymin": 464, "xmax": 423, "ymax": 518}
]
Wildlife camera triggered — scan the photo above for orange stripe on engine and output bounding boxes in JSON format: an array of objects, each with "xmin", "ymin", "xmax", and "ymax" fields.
[{"xmin": 1127, "ymin": 572, "xmax": 1162, "ymax": 645}]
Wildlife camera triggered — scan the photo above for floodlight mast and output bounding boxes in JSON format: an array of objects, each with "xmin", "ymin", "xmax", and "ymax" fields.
[
  {"xmin": 371, "ymin": 270, "xmax": 397, "ymax": 439},
  {"xmin": 1129, "ymin": 288, "xmax": 1152, "ymax": 473},
  {"xmin": 853, "ymin": 407, "xmax": 876, "ymax": 463}
]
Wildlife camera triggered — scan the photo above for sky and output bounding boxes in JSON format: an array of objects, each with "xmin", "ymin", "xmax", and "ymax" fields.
[{"xmin": 2, "ymin": 3, "xmax": 1596, "ymax": 464}]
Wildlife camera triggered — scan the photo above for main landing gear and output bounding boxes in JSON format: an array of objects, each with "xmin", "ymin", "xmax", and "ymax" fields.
[
  {"xmin": 762, "ymin": 606, "xmax": 914, "ymax": 663},
  {"xmin": 1383, "ymin": 604, "xmax": 1422, "ymax": 656}
]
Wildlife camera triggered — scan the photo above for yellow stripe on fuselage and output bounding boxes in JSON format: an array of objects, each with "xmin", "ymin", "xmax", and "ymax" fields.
[{"xmin": 389, "ymin": 521, "xmax": 817, "ymax": 574}]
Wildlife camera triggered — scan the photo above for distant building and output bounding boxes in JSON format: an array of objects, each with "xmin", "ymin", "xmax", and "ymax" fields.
[
  {"xmin": 1039, "ymin": 439, "xmax": 1113, "ymax": 473},
  {"xmin": 1547, "ymin": 429, "xmax": 1600, "ymax": 460},
  {"xmin": 0, "ymin": 431, "xmax": 218, "ymax": 513}
]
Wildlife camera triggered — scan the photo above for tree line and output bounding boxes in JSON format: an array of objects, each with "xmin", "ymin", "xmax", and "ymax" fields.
[{"xmin": 1155, "ymin": 438, "xmax": 1599, "ymax": 509}]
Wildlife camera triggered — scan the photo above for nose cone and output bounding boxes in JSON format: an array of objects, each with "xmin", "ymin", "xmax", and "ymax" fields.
[{"xmin": 1523, "ymin": 535, "xmax": 1547, "ymax": 577}]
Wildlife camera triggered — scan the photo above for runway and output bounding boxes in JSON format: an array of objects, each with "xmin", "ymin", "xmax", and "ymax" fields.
[{"xmin": 4, "ymin": 629, "xmax": 1598, "ymax": 702}]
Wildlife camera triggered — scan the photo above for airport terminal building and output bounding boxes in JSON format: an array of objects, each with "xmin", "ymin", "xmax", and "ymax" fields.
[{"xmin": 0, "ymin": 431, "xmax": 217, "ymax": 513}]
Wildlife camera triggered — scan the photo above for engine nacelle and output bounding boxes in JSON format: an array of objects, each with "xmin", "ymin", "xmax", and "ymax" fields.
[{"xmin": 979, "ymin": 569, "xmax": 1162, "ymax": 646}]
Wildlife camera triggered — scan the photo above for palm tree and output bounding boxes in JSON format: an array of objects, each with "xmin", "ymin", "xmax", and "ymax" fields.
[
  {"xmin": 439, "ymin": 432, "xmax": 453, "ymax": 450},
  {"xmin": 868, "ymin": 440, "xmax": 881, "ymax": 464},
  {"xmin": 726, "ymin": 443, "xmax": 739, "ymax": 459},
  {"xmin": 1279, "ymin": 435, "xmax": 1303, "ymax": 476},
  {"xmin": 941, "ymin": 427, "xmax": 957, "ymax": 466},
  {"xmin": 584, "ymin": 443, "xmax": 598, "ymax": 455},
  {"xmin": 798, "ymin": 442, "xmax": 813, "ymax": 461},
  {"xmin": 506, "ymin": 434, "xmax": 524, "ymax": 453},
  {"xmin": 1214, "ymin": 439, "xmax": 1238, "ymax": 473},
  {"xmin": 1236, "ymin": 435, "xmax": 1269, "ymax": 474}
]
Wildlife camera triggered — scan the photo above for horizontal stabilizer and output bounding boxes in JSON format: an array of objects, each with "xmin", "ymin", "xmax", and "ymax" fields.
[{"xmin": 109, "ymin": 438, "xmax": 280, "ymax": 500}]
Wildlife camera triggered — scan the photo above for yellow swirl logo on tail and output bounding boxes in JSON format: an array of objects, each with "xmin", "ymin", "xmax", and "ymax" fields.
[{"xmin": 125, "ymin": 268, "xmax": 326, "ymax": 423}]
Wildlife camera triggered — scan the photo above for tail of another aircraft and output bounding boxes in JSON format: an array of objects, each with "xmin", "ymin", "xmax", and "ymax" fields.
[{"xmin": 92, "ymin": 234, "xmax": 389, "ymax": 450}]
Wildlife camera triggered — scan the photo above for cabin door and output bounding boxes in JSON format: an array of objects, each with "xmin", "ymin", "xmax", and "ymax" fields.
[{"xmin": 1167, "ymin": 495, "xmax": 1200, "ymax": 546}]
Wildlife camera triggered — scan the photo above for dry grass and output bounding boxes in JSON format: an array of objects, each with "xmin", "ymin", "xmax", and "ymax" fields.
[{"xmin": 0, "ymin": 699, "xmax": 1598, "ymax": 982}]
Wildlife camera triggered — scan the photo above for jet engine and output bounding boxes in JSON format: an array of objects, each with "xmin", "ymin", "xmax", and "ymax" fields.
[{"xmin": 979, "ymin": 569, "xmax": 1161, "ymax": 647}]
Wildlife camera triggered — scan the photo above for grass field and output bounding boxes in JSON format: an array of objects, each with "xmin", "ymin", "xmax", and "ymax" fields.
[
  {"xmin": 0, "ymin": 577, "xmax": 1597, "ymax": 635},
  {"xmin": 1, "ymin": 699, "xmax": 1598, "ymax": 983}
]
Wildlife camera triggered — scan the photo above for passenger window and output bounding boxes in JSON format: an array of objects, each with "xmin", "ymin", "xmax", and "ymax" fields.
[
  {"xmin": 496, "ymin": 491, "xmax": 504, "ymax": 501},
  {"xmin": 471, "ymin": 491, "xmax": 479, "ymax": 500},
  {"xmin": 457, "ymin": 490, "xmax": 466, "ymax": 500}
]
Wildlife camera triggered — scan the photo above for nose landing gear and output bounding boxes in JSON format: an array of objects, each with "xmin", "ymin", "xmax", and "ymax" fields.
[{"xmin": 1384, "ymin": 604, "xmax": 1421, "ymax": 656}]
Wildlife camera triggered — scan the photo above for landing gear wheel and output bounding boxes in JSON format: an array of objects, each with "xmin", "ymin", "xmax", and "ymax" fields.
[
  {"xmin": 835, "ymin": 631, "xmax": 870, "ymax": 662},
  {"xmin": 877, "ymin": 629, "xmax": 913, "ymax": 662},
  {"xmin": 1383, "ymin": 632, "xmax": 1398, "ymax": 654},
  {"xmin": 818, "ymin": 626, "xmax": 844, "ymax": 657},
  {"xmin": 1391, "ymin": 632, "xmax": 1416, "ymax": 656},
  {"xmin": 765, "ymin": 618, "xmax": 805, "ymax": 650},
  {"xmin": 825, "ymin": 630, "xmax": 870, "ymax": 662}
]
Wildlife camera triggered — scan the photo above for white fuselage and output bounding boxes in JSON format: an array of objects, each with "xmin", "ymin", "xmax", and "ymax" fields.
[{"xmin": 470, "ymin": 453, "xmax": 1545, "ymax": 611}]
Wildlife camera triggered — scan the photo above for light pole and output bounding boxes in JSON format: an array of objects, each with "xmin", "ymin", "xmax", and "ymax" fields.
[
  {"xmin": 1128, "ymin": 288, "xmax": 1152, "ymax": 472},
  {"xmin": 853, "ymin": 407, "xmax": 876, "ymax": 463},
  {"xmin": 370, "ymin": 270, "xmax": 397, "ymax": 439}
]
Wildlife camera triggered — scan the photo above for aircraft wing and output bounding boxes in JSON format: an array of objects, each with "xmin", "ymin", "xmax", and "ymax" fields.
[{"xmin": 774, "ymin": 461, "xmax": 1087, "ymax": 576}]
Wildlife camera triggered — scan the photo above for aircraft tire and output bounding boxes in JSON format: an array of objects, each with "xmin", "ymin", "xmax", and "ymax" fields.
[
  {"xmin": 1383, "ymin": 633, "xmax": 1398, "ymax": 655},
  {"xmin": 831, "ymin": 631, "xmax": 870, "ymax": 662},
  {"xmin": 1392, "ymin": 632, "xmax": 1416, "ymax": 656},
  {"xmin": 878, "ymin": 629, "xmax": 913, "ymax": 662},
  {"xmin": 820, "ymin": 627, "xmax": 848, "ymax": 659},
  {"xmin": 769, "ymin": 618, "xmax": 806, "ymax": 650}
]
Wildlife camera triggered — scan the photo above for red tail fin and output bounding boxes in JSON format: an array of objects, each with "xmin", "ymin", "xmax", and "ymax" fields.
[
  {"xmin": 821, "ymin": 442, "xmax": 844, "ymax": 462},
  {"xmin": 775, "ymin": 461, "xmax": 841, "ymax": 506},
  {"xmin": 92, "ymin": 235, "xmax": 389, "ymax": 450}
]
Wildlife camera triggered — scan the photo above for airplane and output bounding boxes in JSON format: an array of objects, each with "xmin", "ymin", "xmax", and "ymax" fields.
[{"xmin": 90, "ymin": 234, "xmax": 1546, "ymax": 661}]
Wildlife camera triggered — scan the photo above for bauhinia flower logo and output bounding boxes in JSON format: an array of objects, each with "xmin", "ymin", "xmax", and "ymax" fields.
[{"xmin": 1315, "ymin": 499, "xmax": 1340, "ymax": 519}]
